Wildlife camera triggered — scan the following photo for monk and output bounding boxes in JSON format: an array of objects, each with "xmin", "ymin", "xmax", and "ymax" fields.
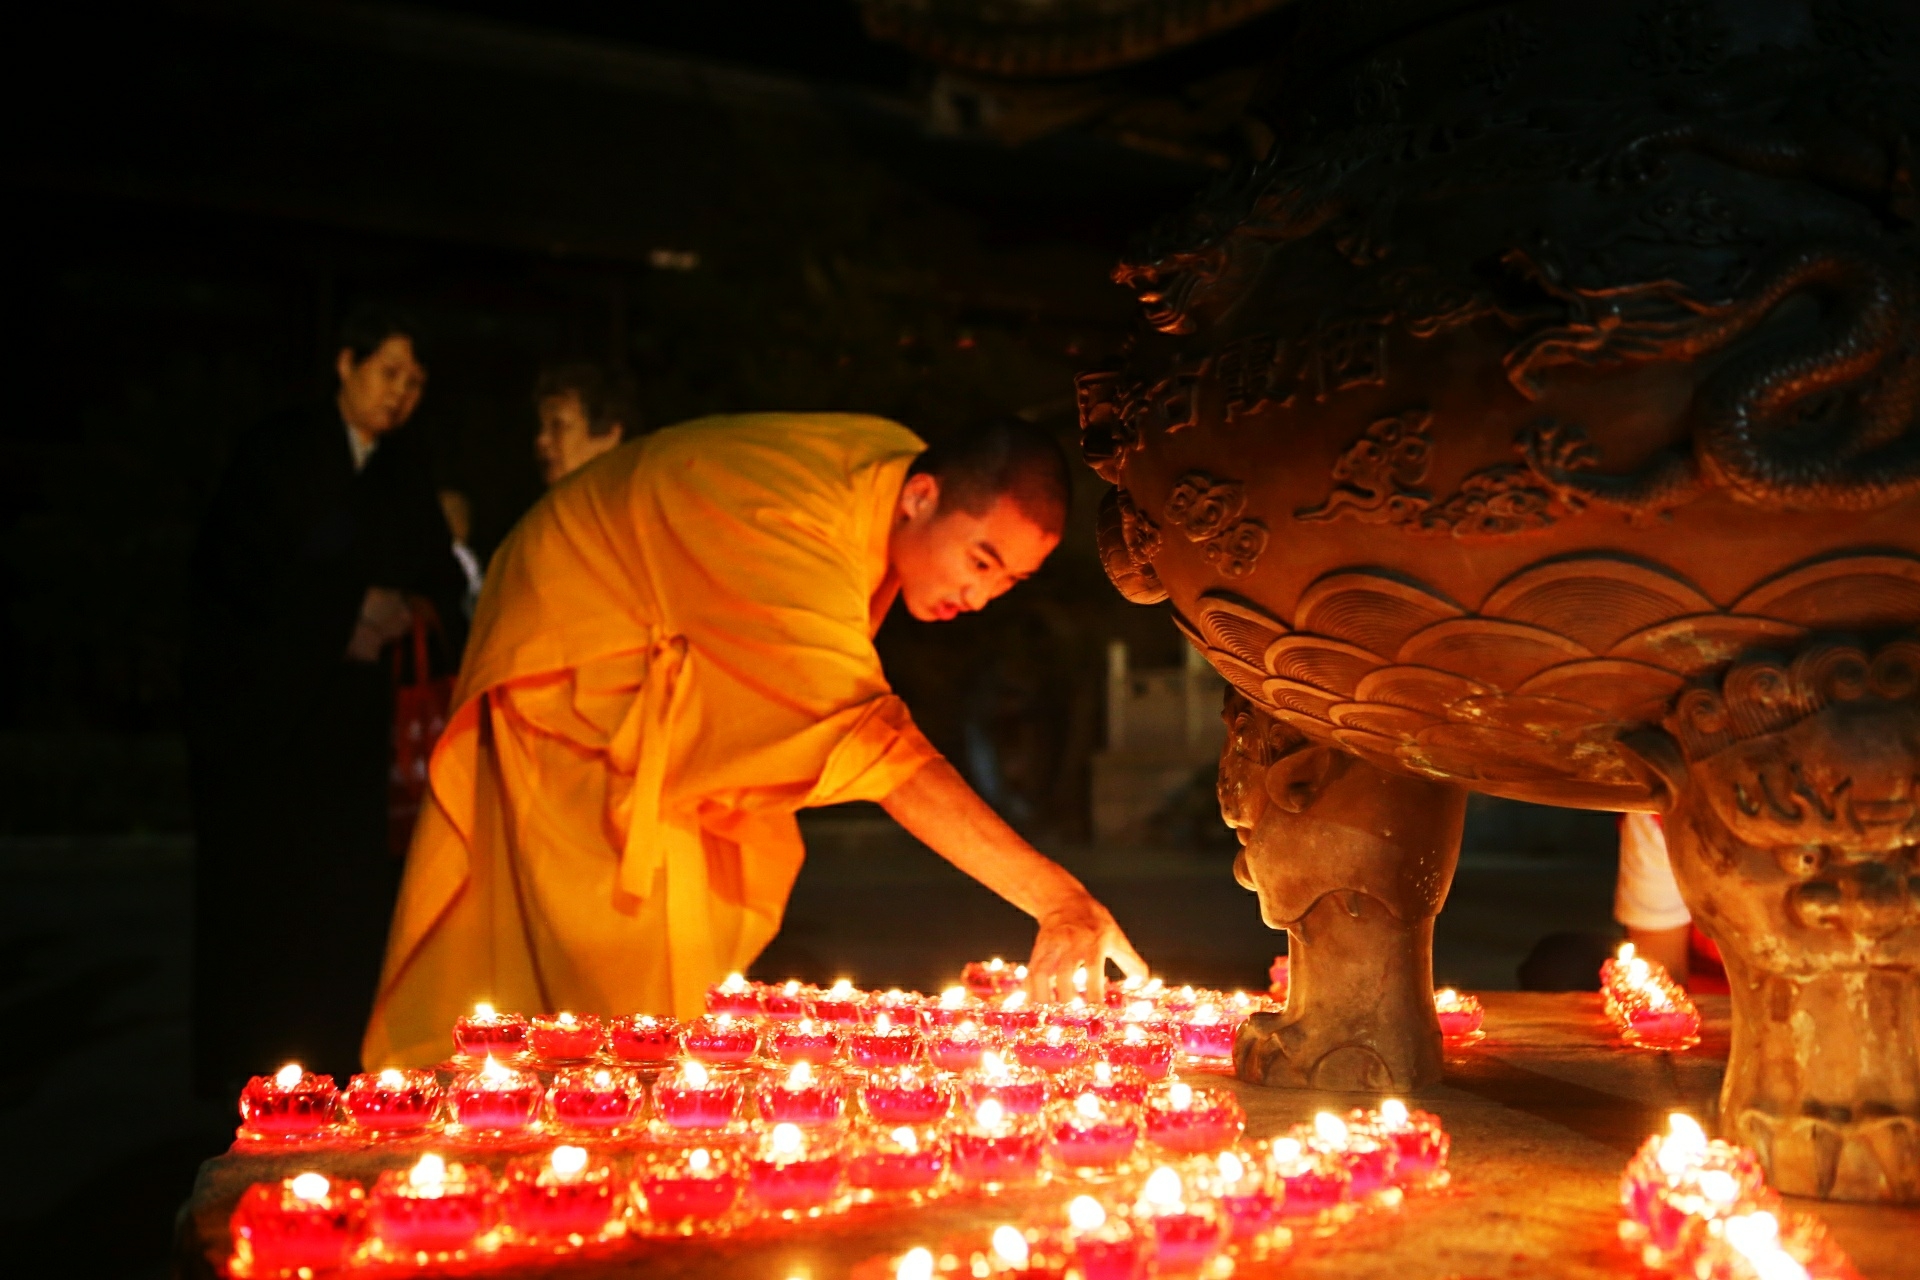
[{"xmin": 364, "ymin": 412, "xmax": 1148, "ymax": 1068}]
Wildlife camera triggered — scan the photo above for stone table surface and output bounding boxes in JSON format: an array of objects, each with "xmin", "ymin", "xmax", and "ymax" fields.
[{"xmin": 175, "ymin": 992, "xmax": 1920, "ymax": 1278}]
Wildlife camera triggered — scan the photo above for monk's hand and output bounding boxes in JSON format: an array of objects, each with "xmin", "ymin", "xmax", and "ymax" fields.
[{"xmin": 1027, "ymin": 892, "xmax": 1149, "ymax": 1004}]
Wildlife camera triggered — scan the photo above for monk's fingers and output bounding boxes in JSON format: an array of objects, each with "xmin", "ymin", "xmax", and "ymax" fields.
[{"xmin": 1105, "ymin": 926, "xmax": 1151, "ymax": 983}]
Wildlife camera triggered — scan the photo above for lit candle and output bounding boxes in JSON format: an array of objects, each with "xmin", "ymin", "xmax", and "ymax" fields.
[
  {"xmin": 962, "ymin": 956, "xmax": 1026, "ymax": 999},
  {"xmin": 705, "ymin": 971, "xmax": 764, "ymax": 1017},
  {"xmin": 1134, "ymin": 1164, "xmax": 1225, "ymax": 1273},
  {"xmin": 1104, "ymin": 973, "xmax": 1148, "ymax": 1010},
  {"xmin": 849, "ymin": 1011, "xmax": 922, "ymax": 1069},
  {"xmin": 1065, "ymin": 1193, "xmax": 1143, "ymax": 1280},
  {"xmin": 1307, "ymin": 1111, "xmax": 1393, "ymax": 1197},
  {"xmin": 1075, "ymin": 1060, "xmax": 1150, "ymax": 1108},
  {"xmin": 342, "ymin": 1068, "xmax": 440, "ymax": 1135},
  {"xmin": 1619, "ymin": 1113, "xmax": 1770, "ymax": 1270},
  {"xmin": 924, "ymin": 985, "xmax": 979, "ymax": 1028},
  {"xmin": 547, "ymin": 1066, "xmax": 644, "ymax": 1133},
  {"xmin": 630, "ymin": 1144, "xmax": 744, "ymax": 1233},
  {"xmin": 948, "ymin": 1097, "xmax": 1044, "ymax": 1189},
  {"xmin": 1013, "ymin": 1023, "xmax": 1091, "ymax": 1072},
  {"xmin": 1175, "ymin": 1004, "xmax": 1239, "ymax": 1061},
  {"xmin": 1621, "ymin": 982, "xmax": 1702, "ymax": 1051},
  {"xmin": 764, "ymin": 979, "xmax": 809, "ymax": 1020},
  {"xmin": 847, "ymin": 1124, "xmax": 947, "ymax": 1200},
  {"xmin": 928, "ymin": 1019, "xmax": 992, "ymax": 1072},
  {"xmin": 895, "ymin": 1246, "xmax": 936, "ymax": 1280},
  {"xmin": 527, "ymin": 1011, "xmax": 603, "ymax": 1063},
  {"xmin": 368, "ymin": 1155, "xmax": 495, "ymax": 1258},
  {"xmin": 758, "ymin": 1061, "xmax": 848, "ymax": 1125},
  {"xmin": 809, "ymin": 978, "xmax": 865, "ymax": 1025},
  {"xmin": 1143, "ymin": 1081, "xmax": 1245, "ymax": 1155},
  {"xmin": 1359, "ymin": 1099, "xmax": 1449, "ymax": 1186},
  {"xmin": 746, "ymin": 1121, "xmax": 846, "ymax": 1217},
  {"xmin": 502, "ymin": 1145, "xmax": 618, "ymax": 1243},
  {"xmin": 448, "ymin": 1055, "xmax": 543, "ymax": 1133},
  {"xmin": 1698, "ymin": 1209, "xmax": 1852, "ymax": 1280},
  {"xmin": 1433, "ymin": 988, "xmax": 1485, "ymax": 1040},
  {"xmin": 453, "ymin": 1002, "xmax": 528, "ymax": 1060},
  {"xmin": 652, "ymin": 1059, "xmax": 743, "ymax": 1129},
  {"xmin": 1045, "ymin": 997, "xmax": 1106, "ymax": 1037},
  {"xmin": 873, "ymin": 988, "xmax": 929, "ymax": 1027},
  {"xmin": 1266, "ymin": 1136, "xmax": 1349, "ymax": 1215},
  {"xmin": 964, "ymin": 1050, "xmax": 1049, "ymax": 1116},
  {"xmin": 1102, "ymin": 1022, "xmax": 1175, "ymax": 1080},
  {"xmin": 228, "ymin": 1172, "xmax": 366, "ymax": 1273},
  {"xmin": 682, "ymin": 1013, "xmax": 759, "ymax": 1065},
  {"xmin": 238, "ymin": 1063, "xmax": 339, "ymax": 1139},
  {"xmin": 1045, "ymin": 1090, "xmax": 1140, "ymax": 1173},
  {"xmin": 981, "ymin": 988, "xmax": 1042, "ymax": 1033},
  {"xmin": 1209, "ymin": 1149, "xmax": 1280, "ymax": 1242},
  {"xmin": 989, "ymin": 1223, "xmax": 1071, "ymax": 1279},
  {"xmin": 859, "ymin": 1066, "xmax": 954, "ymax": 1125},
  {"xmin": 770, "ymin": 1017, "xmax": 842, "ymax": 1065},
  {"xmin": 606, "ymin": 1013, "xmax": 682, "ymax": 1065}
]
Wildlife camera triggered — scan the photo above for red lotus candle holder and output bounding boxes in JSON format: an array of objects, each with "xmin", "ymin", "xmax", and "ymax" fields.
[
  {"xmin": 368, "ymin": 1155, "xmax": 495, "ymax": 1259},
  {"xmin": 808, "ymin": 979, "xmax": 867, "ymax": 1025},
  {"xmin": 1687, "ymin": 1208, "xmax": 1855, "ymax": 1280},
  {"xmin": 705, "ymin": 972, "xmax": 764, "ymax": 1017},
  {"xmin": 962, "ymin": 957, "xmax": 1026, "ymax": 999},
  {"xmin": 1065, "ymin": 1195, "xmax": 1144, "ymax": 1280},
  {"xmin": 1045, "ymin": 1091, "xmax": 1141, "ymax": 1174},
  {"xmin": 342, "ymin": 1068, "xmax": 440, "ymax": 1135},
  {"xmin": 1102, "ymin": 1024, "xmax": 1175, "ymax": 1080},
  {"xmin": 1621, "ymin": 990, "xmax": 1702, "ymax": 1051},
  {"xmin": 1265, "ymin": 1137, "xmax": 1350, "ymax": 1216},
  {"xmin": 947, "ymin": 1098, "xmax": 1045, "ymax": 1190},
  {"xmin": 1433, "ymin": 988, "xmax": 1485, "ymax": 1041},
  {"xmin": 769, "ymin": 1018, "xmax": 842, "ymax": 1065},
  {"xmin": 547, "ymin": 1066, "xmax": 644, "ymax": 1133},
  {"xmin": 527, "ymin": 1012, "xmax": 602, "ymax": 1063},
  {"xmin": 1143, "ymin": 1082, "xmax": 1244, "ymax": 1155},
  {"xmin": 747, "ymin": 1122, "xmax": 846, "ymax": 1217},
  {"xmin": 763, "ymin": 979, "xmax": 810, "ymax": 1020},
  {"xmin": 1305, "ymin": 1112, "xmax": 1394, "ymax": 1197},
  {"xmin": 1044, "ymin": 998, "xmax": 1107, "ymax": 1037},
  {"xmin": 980, "ymin": 991, "xmax": 1043, "ymax": 1034},
  {"xmin": 1619, "ymin": 1113, "xmax": 1772, "ymax": 1271},
  {"xmin": 964, "ymin": 1051, "xmax": 1049, "ymax": 1116},
  {"xmin": 924, "ymin": 987, "xmax": 981, "ymax": 1028},
  {"xmin": 502, "ymin": 1146, "xmax": 619, "ymax": 1243},
  {"xmin": 1355, "ymin": 1100, "xmax": 1448, "ymax": 1187},
  {"xmin": 859, "ymin": 1066, "xmax": 954, "ymax": 1125},
  {"xmin": 630, "ymin": 1142, "xmax": 745, "ymax": 1234},
  {"xmin": 1203, "ymin": 1150, "xmax": 1280, "ymax": 1242},
  {"xmin": 238, "ymin": 1064, "xmax": 339, "ymax": 1140},
  {"xmin": 758, "ymin": 1061, "xmax": 848, "ymax": 1125},
  {"xmin": 928, "ymin": 1020, "xmax": 992, "ymax": 1072},
  {"xmin": 682, "ymin": 1013, "xmax": 758, "ymax": 1065},
  {"xmin": 871, "ymin": 988, "xmax": 929, "ymax": 1026},
  {"xmin": 846, "ymin": 1123, "xmax": 947, "ymax": 1201},
  {"xmin": 448, "ymin": 1056, "xmax": 543, "ymax": 1133},
  {"xmin": 229, "ymin": 1172, "xmax": 366, "ymax": 1275},
  {"xmin": 1013, "ymin": 1024, "xmax": 1091, "ymax": 1072},
  {"xmin": 1175, "ymin": 1006, "xmax": 1239, "ymax": 1061},
  {"xmin": 606, "ymin": 1014, "xmax": 681, "ymax": 1065},
  {"xmin": 848, "ymin": 1014, "xmax": 922, "ymax": 1069},
  {"xmin": 652, "ymin": 1059, "xmax": 742, "ymax": 1130},
  {"xmin": 1135, "ymin": 1165, "xmax": 1226, "ymax": 1273},
  {"xmin": 1072, "ymin": 1061, "xmax": 1150, "ymax": 1109},
  {"xmin": 453, "ymin": 1003, "xmax": 528, "ymax": 1060}
]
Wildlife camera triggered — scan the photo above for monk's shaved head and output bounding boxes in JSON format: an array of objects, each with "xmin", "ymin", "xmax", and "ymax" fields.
[{"xmin": 907, "ymin": 418, "xmax": 1071, "ymax": 536}]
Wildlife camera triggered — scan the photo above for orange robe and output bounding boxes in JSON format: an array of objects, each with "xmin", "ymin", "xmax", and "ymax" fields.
[{"xmin": 362, "ymin": 414, "xmax": 941, "ymax": 1069}]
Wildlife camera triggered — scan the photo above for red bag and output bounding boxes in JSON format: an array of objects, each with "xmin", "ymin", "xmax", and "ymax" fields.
[{"xmin": 389, "ymin": 602, "xmax": 455, "ymax": 856}]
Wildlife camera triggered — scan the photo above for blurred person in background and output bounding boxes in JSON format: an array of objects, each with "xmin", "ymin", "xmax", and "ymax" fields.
[
  {"xmin": 186, "ymin": 305, "xmax": 468, "ymax": 1094},
  {"xmin": 533, "ymin": 360, "xmax": 640, "ymax": 486}
]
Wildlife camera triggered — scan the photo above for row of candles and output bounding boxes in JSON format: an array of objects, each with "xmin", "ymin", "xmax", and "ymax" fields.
[
  {"xmin": 1601, "ymin": 944, "xmax": 1703, "ymax": 1051},
  {"xmin": 232, "ymin": 1101, "xmax": 1449, "ymax": 1276},
  {"xmin": 1620, "ymin": 1113, "xmax": 1855, "ymax": 1280}
]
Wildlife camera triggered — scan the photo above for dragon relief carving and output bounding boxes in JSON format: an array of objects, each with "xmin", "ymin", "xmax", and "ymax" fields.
[{"xmin": 1166, "ymin": 471, "xmax": 1268, "ymax": 579}]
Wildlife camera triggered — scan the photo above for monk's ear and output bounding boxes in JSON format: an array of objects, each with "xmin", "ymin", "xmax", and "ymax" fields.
[
  {"xmin": 899, "ymin": 471, "xmax": 940, "ymax": 520},
  {"xmin": 1616, "ymin": 727, "xmax": 1687, "ymax": 813}
]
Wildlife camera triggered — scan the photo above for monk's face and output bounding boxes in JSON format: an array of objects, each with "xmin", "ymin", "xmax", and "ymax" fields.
[
  {"xmin": 335, "ymin": 335, "xmax": 425, "ymax": 438},
  {"xmin": 535, "ymin": 390, "xmax": 624, "ymax": 486},
  {"xmin": 889, "ymin": 472, "xmax": 1059, "ymax": 622}
]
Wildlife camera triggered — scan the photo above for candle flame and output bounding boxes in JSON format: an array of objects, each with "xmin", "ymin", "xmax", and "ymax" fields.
[
  {"xmin": 1068, "ymin": 1195, "xmax": 1106, "ymax": 1232},
  {"xmin": 473, "ymin": 1002, "xmax": 497, "ymax": 1021},
  {"xmin": 975, "ymin": 1098, "xmax": 1005, "ymax": 1129},
  {"xmin": 987, "ymin": 957, "xmax": 1005, "ymax": 971},
  {"xmin": 551, "ymin": 1145, "xmax": 588, "ymax": 1178},
  {"xmin": 688, "ymin": 1148, "xmax": 711, "ymax": 1173},
  {"xmin": 1126, "ymin": 1000, "xmax": 1155, "ymax": 1020},
  {"xmin": 1121, "ymin": 975, "xmax": 1144, "ymax": 992},
  {"xmin": 770, "ymin": 1122, "xmax": 803, "ymax": 1158},
  {"xmin": 1045, "ymin": 1025, "xmax": 1063, "ymax": 1045},
  {"xmin": 274, "ymin": 1063, "xmax": 304, "ymax": 1088},
  {"xmin": 1434, "ymin": 988, "xmax": 1460, "ymax": 1009},
  {"xmin": 875, "ymin": 1012, "xmax": 892, "ymax": 1034},
  {"xmin": 377, "ymin": 1068, "xmax": 405, "ymax": 1088},
  {"xmin": 1272, "ymin": 1137, "xmax": 1304, "ymax": 1164},
  {"xmin": 480, "ymin": 1055, "xmax": 511, "ymax": 1084},
  {"xmin": 593, "ymin": 1069, "xmax": 613, "ymax": 1087},
  {"xmin": 991, "ymin": 1226, "xmax": 1029, "ymax": 1268},
  {"xmin": 683, "ymin": 1060, "xmax": 711, "ymax": 1088},
  {"xmin": 784, "ymin": 980, "xmax": 801, "ymax": 996},
  {"xmin": 1723, "ymin": 1211, "xmax": 1808, "ymax": 1280},
  {"xmin": 786, "ymin": 1061, "xmax": 813, "ymax": 1089},
  {"xmin": 1230, "ymin": 990, "xmax": 1251, "ymax": 1008},
  {"xmin": 1617, "ymin": 942, "xmax": 1637, "ymax": 964},
  {"xmin": 290, "ymin": 1172, "xmax": 329, "ymax": 1202},
  {"xmin": 1168, "ymin": 1083, "xmax": 1193, "ymax": 1111},
  {"xmin": 638, "ymin": 1015, "xmax": 656, "ymax": 1028},
  {"xmin": 557, "ymin": 1011, "xmax": 577, "ymax": 1026},
  {"xmin": 1218, "ymin": 1152, "xmax": 1246, "ymax": 1183},
  {"xmin": 1075, "ymin": 1092, "xmax": 1102, "ymax": 1120},
  {"xmin": 1123, "ymin": 1023, "xmax": 1146, "ymax": 1045},
  {"xmin": 1014, "ymin": 965, "xmax": 1028, "ymax": 980},
  {"xmin": 954, "ymin": 1020, "xmax": 978, "ymax": 1040},
  {"xmin": 981, "ymin": 1050, "xmax": 1008, "ymax": 1079},
  {"xmin": 1094, "ymin": 1062, "xmax": 1113, "ymax": 1084},
  {"xmin": 829, "ymin": 978, "xmax": 855, "ymax": 998},
  {"xmin": 1141, "ymin": 978, "xmax": 1163, "ymax": 996},
  {"xmin": 1142, "ymin": 1165, "xmax": 1183, "ymax": 1210},
  {"xmin": 940, "ymin": 986, "xmax": 966, "ymax": 1008},
  {"xmin": 1002, "ymin": 990, "xmax": 1027, "ymax": 1011},
  {"xmin": 1191, "ymin": 1004, "xmax": 1222, "ymax": 1026},
  {"xmin": 721, "ymin": 972, "xmax": 747, "ymax": 991},
  {"xmin": 1314, "ymin": 1112, "xmax": 1349, "ymax": 1145},
  {"xmin": 715, "ymin": 1013, "xmax": 733, "ymax": 1028},
  {"xmin": 896, "ymin": 1247, "xmax": 934, "ymax": 1280},
  {"xmin": 1657, "ymin": 1113, "xmax": 1709, "ymax": 1178},
  {"xmin": 409, "ymin": 1154, "xmax": 447, "ymax": 1192},
  {"xmin": 1381, "ymin": 1099, "xmax": 1409, "ymax": 1128},
  {"xmin": 891, "ymin": 1126, "xmax": 919, "ymax": 1154},
  {"xmin": 1072, "ymin": 965, "xmax": 1088, "ymax": 993},
  {"xmin": 1697, "ymin": 1169, "xmax": 1740, "ymax": 1205}
]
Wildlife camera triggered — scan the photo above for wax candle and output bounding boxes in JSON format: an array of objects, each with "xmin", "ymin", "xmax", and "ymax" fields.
[
  {"xmin": 453, "ymin": 1002, "xmax": 528, "ymax": 1060},
  {"xmin": 809, "ymin": 978, "xmax": 866, "ymax": 1025},
  {"xmin": 502, "ymin": 1145, "xmax": 618, "ymax": 1242},
  {"xmin": 1433, "ymin": 988, "xmax": 1484, "ymax": 1040},
  {"xmin": 1013, "ymin": 1024, "xmax": 1091, "ymax": 1072},
  {"xmin": 1065, "ymin": 1194, "xmax": 1144, "ymax": 1280},
  {"xmin": 948, "ymin": 1098, "xmax": 1044, "ymax": 1189},
  {"xmin": 1619, "ymin": 1113, "xmax": 1771, "ymax": 1270},
  {"xmin": 1135, "ymin": 1164, "xmax": 1225, "ymax": 1273},
  {"xmin": 928, "ymin": 1019, "xmax": 992, "ymax": 1072},
  {"xmin": 606, "ymin": 1014, "xmax": 681, "ymax": 1065},
  {"xmin": 1175, "ymin": 1005, "xmax": 1238, "ymax": 1061},
  {"xmin": 964, "ymin": 1050, "xmax": 1049, "ymax": 1116},
  {"xmin": 1104, "ymin": 975, "xmax": 1150, "ymax": 1010},
  {"xmin": 770, "ymin": 1017, "xmax": 842, "ymax": 1065},
  {"xmin": 846, "ymin": 1124, "xmax": 946, "ymax": 1200},
  {"xmin": 758, "ymin": 1061, "xmax": 848, "ymax": 1125},
  {"xmin": 239, "ymin": 1063, "xmax": 338, "ymax": 1138},
  {"xmin": 527, "ymin": 1012, "xmax": 603, "ymax": 1063},
  {"xmin": 873, "ymin": 988, "xmax": 928, "ymax": 1028},
  {"xmin": 962, "ymin": 957, "xmax": 1026, "ymax": 999},
  {"xmin": 764, "ymin": 979, "xmax": 810, "ymax": 1020},
  {"xmin": 980, "ymin": 989, "xmax": 1042, "ymax": 1033},
  {"xmin": 860, "ymin": 1066, "xmax": 954, "ymax": 1125},
  {"xmin": 630, "ymin": 1143, "xmax": 744, "ymax": 1233},
  {"xmin": 1074, "ymin": 1060, "xmax": 1150, "ymax": 1108},
  {"xmin": 1045, "ymin": 997, "xmax": 1107, "ymax": 1037},
  {"xmin": 923, "ymin": 986, "xmax": 980, "ymax": 1028},
  {"xmin": 1307, "ymin": 1111, "xmax": 1393, "ymax": 1196},
  {"xmin": 1102, "ymin": 1023, "xmax": 1175, "ymax": 1080},
  {"xmin": 747, "ymin": 1122, "xmax": 846, "ymax": 1216},
  {"xmin": 1692, "ymin": 1208, "xmax": 1853, "ymax": 1280},
  {"xmin": 1359, "ymin": 1099, "xmax": 1448, "ymax": 1186},
  {"xmin": 1046, "ymin": 1090, "xmax": 1140, "ymax": 1173},
  {"xmin": 368, "ymin": 1155, "xmax": 495, "ymax": 1258},
  {"xmin": 1208, "ymin": 1150, "xmax": 1280, "ymax": 1241},
  {"xmin": 652, "ymin": 1059, "xmax": 742, "ymax": 1129},
  {"xmin": 989, "ymin": 1224, "xmax": 1072, "ymax": 1279},
  {"xmin": 706, "ymin": 971, "xmax": 764, "ymax": 1017},
  {"xmin": 849, "ymin": 1012, "xmax": 922, "ymax": 1068},
  {"xmin": 547, "ymin": 1066, "xmax": 644, "ymax": 1133},
  {"xmin": 682, "ymin": 1013, "xmax": 758, "ymax": 1065},
  {"xmin": 1160, "ymin": 985, "xmax": 1200, "ymax": 1014},
  {"xmin": 229, "ymin": 1172, "xmax": 366, "ymax": 1274},
  {"xmin": 343, "ymin": 1068, "xmax": 440, "ymax": 1135},
  {"xmin": 1144, "ymin": 1082, "xmax": 1245, "ymax": 1155},
  {"xmin": 1621, "ymin": 985, "xmax": 1702, "ymax": 1051},
  {"xmin": 1266, "ymin": 1137, "xmax": 1349, "ymax": 1215},
  {"xmin": 448, "ymin": 1055, "xmax": 543, "ymax": 1133}
]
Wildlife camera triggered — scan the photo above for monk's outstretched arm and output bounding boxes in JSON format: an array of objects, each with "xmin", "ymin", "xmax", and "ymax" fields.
[{"xmin": 880, "ymin": 758, "xmax": 1150, "ymax": 1002}]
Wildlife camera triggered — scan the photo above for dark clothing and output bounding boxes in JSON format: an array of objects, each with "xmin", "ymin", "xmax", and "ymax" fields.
[{"xmin": 187, "ymin": 402, "xmax": 464, "ymax": 1094}]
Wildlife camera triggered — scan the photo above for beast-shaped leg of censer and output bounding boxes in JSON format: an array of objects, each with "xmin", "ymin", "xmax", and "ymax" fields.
[
  {"xmin": 1218, "ymin": 691, "xmax": 1465, "ymax": 1091},
  {"xmin": 1622, "ymin": 640, "xmax": 1920, "ymax": 1202}
]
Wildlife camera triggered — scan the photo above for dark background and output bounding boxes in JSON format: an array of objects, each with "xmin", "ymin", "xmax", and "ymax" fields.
[{"xmin": 0, "ymin": 4, "xmax": 1618, "ymax": 1274}]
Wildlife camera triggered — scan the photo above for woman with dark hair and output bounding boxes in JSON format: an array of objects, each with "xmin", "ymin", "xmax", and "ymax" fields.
[
  {"xmin": 186, "ymin": 305, "xmax": 467, "ymax": 1094},
  {"xmin": 533, "ymin": 361, "xmax": 641, "ymax": 486}
]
